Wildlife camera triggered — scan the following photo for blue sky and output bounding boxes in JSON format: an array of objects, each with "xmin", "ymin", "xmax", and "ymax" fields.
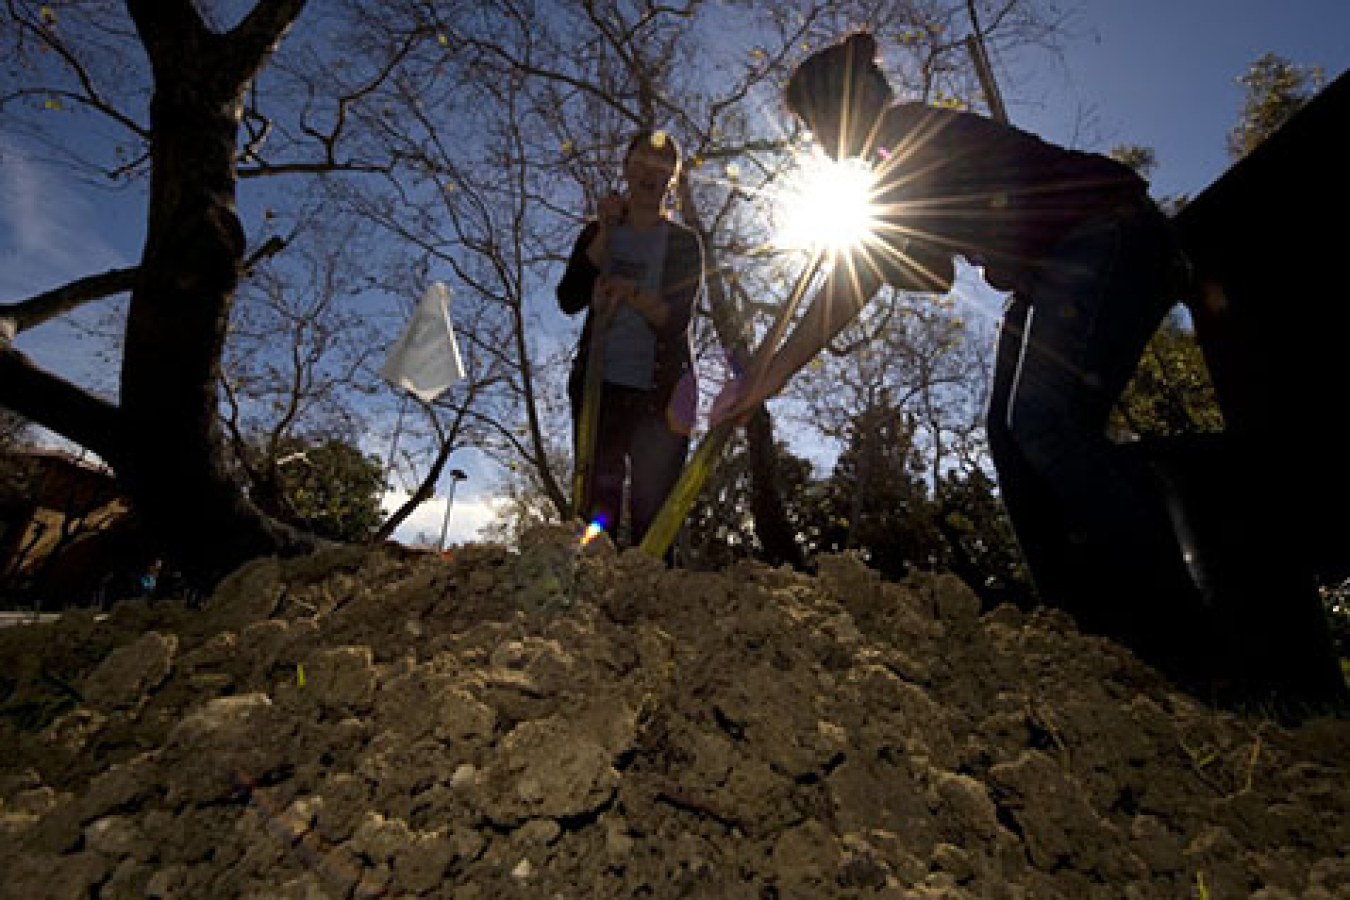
[
  {"xmin": 4, "ymin": 1, "xmax": 1348, "ymax": 544},
  {"xmin": 1004, "ymin": 0, "xmax": 1350, "ymax": 200}
]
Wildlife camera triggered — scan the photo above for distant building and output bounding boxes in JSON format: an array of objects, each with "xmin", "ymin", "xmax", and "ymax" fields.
[{"xmin": 0, "ymin": 449, "xmax": 146, "ymax": 607}]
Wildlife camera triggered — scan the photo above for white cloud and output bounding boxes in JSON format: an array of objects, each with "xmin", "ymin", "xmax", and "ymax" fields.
[
  {"xmin": 1, "ymin": 138, "xmax": 139, "ymax": 394},
  {"xmin": 0, "ymin": 137, "xmax": 136, "ymax": 302},
  {"xmin": 380, "ymin": 489, "xmax": 504, "ymax": 548}
]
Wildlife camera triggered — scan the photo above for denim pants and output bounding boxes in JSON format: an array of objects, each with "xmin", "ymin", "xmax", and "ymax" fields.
[
  {"xmin": 986, "ymin": 204, "xmax": 1207, "ymax": 668},
  {"xmin": 573, "ymin": 382, "xmax": 690, "ymax": 546}
]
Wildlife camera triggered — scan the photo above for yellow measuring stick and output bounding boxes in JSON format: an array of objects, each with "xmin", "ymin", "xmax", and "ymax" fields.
[
  {"xmin": 571, "ymin": 308, "xmax": 612, "ymax": 521},
  {"xmin": 639, "ymin": 252, "xmax": 826, "ymax": 558}
]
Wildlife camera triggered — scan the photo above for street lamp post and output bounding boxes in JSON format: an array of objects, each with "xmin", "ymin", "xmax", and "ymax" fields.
[{"xmin": 438, "ymin": 468, "xmax": 468, "ymax": 552}]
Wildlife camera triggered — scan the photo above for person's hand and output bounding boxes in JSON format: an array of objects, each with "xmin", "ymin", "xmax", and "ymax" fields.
[
  {"xmin": 596, "ymin": 193, "xmax": 627, "ymax": 230},
  {"xmin": 591, "ymin": 277, "xmax": 619, "ymax": 318},
  {"xmin": 606, "ymin": 274, "xmax": 638, "ymax": 299},
  {"xmin": 592, "ymin": 274, "xmax": 635, "ymax": 318},
  {"xmin": 626, "ymin": 287, "xmax": 668, "ymax": 327}
]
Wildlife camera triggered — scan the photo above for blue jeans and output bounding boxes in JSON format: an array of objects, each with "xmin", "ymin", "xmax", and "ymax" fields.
[
  {"xmin": 574, "ymin": 382, "xmax": 689, "ymax": 547},
  {"xmin": 986, "ymin": 204, "xmax": 1204, "ymax": 664}
]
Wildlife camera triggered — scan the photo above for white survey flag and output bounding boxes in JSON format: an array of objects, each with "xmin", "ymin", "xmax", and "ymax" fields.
[{"xmin": 379, "ymin": 282, "xmax": 466, "ymax": 402}]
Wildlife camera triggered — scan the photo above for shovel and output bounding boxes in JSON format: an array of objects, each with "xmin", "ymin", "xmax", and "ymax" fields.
[{"xmin": 639, "ymin": 251, "xmax": 826, "ymax": 558}]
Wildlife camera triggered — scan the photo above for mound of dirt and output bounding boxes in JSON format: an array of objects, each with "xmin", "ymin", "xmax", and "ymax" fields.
[{"xmin": 2, "ymin": 526, "xmax": 1347, "ymax": 899}]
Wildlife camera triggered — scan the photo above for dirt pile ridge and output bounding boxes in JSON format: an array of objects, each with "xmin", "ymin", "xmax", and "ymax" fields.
[{"xmin": 2, "ymin": 525, "xmax": 1347, "ymax": 899}]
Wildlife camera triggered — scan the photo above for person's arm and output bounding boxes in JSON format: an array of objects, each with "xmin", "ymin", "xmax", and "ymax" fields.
[
  {"xmin": 862, "ymin": 231, "xmax": 955, "ymax": 295},
  {"xmin": 743, "ymin": 205, "xmax": 957, "ymax": 396},
  {"xmin": 584, "ymin": 194, "xmax": 627, "ymax": 268},
  {"xmin": 557, "ymin": 221, "xmax": 602, "ymax": 315},
  {"xmin": 584, "ymin": 225, "xmax": 611, "ymax": 270},
  {"xmin": 625, "ymin": 286, "xmax": 669, "ymax": 329}
]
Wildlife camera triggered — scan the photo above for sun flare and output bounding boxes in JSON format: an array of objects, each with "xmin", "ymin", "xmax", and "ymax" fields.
[
  {"xmin": 775, "ymin": 153, "xmax": 880, "ymax": 254},
  {"xmin": 579, "ymin": 519, "xmax": 605, "ymax": 549}
]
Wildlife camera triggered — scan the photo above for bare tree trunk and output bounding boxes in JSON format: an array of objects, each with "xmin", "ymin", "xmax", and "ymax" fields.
[
  {"xmin": 742, "ymin": 408, "xmax": 807, "ymax": 568},
  {"xmin": 676, "ymin": 179, "xmax": 805, "ymax": 569},
  {"xmin": 117, "ymin": 0, "xmax": 317, "ymax": 588}
]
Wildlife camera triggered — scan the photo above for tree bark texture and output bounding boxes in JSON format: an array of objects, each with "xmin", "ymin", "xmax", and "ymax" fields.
[
  {"xmin": 743, "ymin": 407, "xmax": 807, "ymax": 569},
  {"xmin": 113, "ymin": 0, "xmax": 316, "ymax": 586}
]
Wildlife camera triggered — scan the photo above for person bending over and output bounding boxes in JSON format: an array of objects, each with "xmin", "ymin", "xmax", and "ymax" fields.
[{"xmin": 712, "ymin": 32, "xmax": 1209, "ymax": 686}]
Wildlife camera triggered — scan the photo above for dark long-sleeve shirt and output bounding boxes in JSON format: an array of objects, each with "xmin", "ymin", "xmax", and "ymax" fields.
[{"xmin": 862, "ymin": 102, "xmax": 1150, "ymax": 296}]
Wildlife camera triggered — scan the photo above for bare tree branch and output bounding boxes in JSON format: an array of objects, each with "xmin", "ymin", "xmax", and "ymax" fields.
[
  {"xmin": 0, "ymin": 345, "xmax": 123, "ymax": 466},
  {"xmin": 219, "ymin": 0, "xmax": 311, "ymax": 90},
  {"xmin": 1, "ymin": 267, "xmax": 137, "ymax": 343},
  {"xmin": 0, "ymin": 234, "xmax": 286, "ymax": 348}
]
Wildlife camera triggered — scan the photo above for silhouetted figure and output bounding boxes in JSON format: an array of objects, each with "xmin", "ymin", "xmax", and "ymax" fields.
[
  {"xmin": 712, "ymin": 32, "xmax": 1218, "ymax": 692},
  {"xmin": 558, "ymin": 131, "xmax": 704, "ymax": 548}
]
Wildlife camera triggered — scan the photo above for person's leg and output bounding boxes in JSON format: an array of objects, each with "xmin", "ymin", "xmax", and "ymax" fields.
[
  {"xmin": 579, "ymin": 384, "xmax": 639, "ymax": 537},
  {"xmin": 1010, "ymin": 211, "xmax": 1174, "ymax": 544},
  {"xmin": 1009, "ymin": 208, "xmax": 1212, "ymax": 679},
  {"xmin": 986, "ymin": 295, "xmax": 1079, "ymax": 610},
  {"xmin": 627, "ymin": 393, "xmax": 691, "ymax": 553}
]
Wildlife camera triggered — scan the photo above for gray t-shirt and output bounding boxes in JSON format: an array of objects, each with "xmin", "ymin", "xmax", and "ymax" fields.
[{"xmin": 602, "ymin": 223, "xmax": 669, "ymax": 389}]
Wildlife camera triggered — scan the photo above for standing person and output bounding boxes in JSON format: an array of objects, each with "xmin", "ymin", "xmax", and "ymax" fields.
[
  {"xmin": 710, "ymin": 33, "xmax": 1212, "ymax": 687},
  {"xmin": 557, "ymin": 130, "xmax": 704, "ymax": 548}
]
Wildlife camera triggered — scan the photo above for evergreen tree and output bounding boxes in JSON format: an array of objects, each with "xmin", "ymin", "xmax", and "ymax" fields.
[
  {"xmin": 681, "ymin": 435, "xmax": 818, "ymax": 571},
  {"xmin": 254, "ymin": 436, "xmax": 386, "ymax": 544},
  {"xmin": 816, "ymin": 400, "xmax": 940, "ymax": 582},
  {"xmin": 934, "ymin": 466, "xmax": 1034, "ymax": 610}
]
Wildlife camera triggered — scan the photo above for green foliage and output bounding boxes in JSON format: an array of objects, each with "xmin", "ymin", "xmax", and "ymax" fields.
[
  {"xmin": 934, "ymin": 466, "xmax": 1034, "ymax": 609},
  {"xmin": 682, "ymin": 433, "xmax": 818, "ymax": 570},
  {"xmin": 813, "ymin": 404, "xmax": 940, "ymax": 582},
  {"xmin": 1227, "ymin": 52, "xmax": 1324, "ymax": 160},
  {"xmin": 1112, "ymin": 312, "xmax": 1225, "ymax": 439},
  {"xmin": 1110, "ymin": 143, "xmax": 1158, "ymax": 180},
  {"xmin": 684, "ymin": 401, "xmax": 1032, "ymax": 610},
  {"xmin": 268, "ymin": 436, "xmax": 386, "ymax": 543}
]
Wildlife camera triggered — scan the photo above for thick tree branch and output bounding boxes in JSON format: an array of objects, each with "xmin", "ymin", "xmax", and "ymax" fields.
[
  {"xmin": 125, "ymin": 0, "xmax": 210, "ymax": 75},
  {"xmin": 238, "ymin": 159, "xmax": 392, "ymax": 179},
  {"xmin": 0, "ymin": 346, "xmax": 124, "ymax": 467},
  {"xmin": 1, "ymin": 267, "xmax": 137, "ymax": 342},
  {"xmin": 0, "ymin": 237, "xmax": 284, "ymax": 346},
  {"xmin": 222, "ymin": 0, "xmax": 310, "ymax": 87},
  {"xmin": 128, "ymin": 0, "xmax": 306, "ymax": 96},
  {"xmin": 243, "ymin": 234, "xmax": 289, "ymax": 271}
]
